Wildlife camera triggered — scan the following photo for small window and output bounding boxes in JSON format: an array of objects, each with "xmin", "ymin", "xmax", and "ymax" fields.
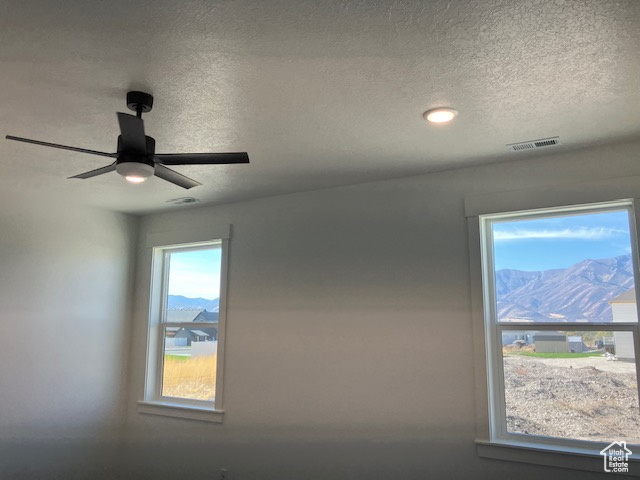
[
  {"xmin": 141, "ymin": 237, "xmax": 228, "ymax": 419},
  {"xmin": 480, "ymin": 201, "xmax": 640, "ymax": 450}
]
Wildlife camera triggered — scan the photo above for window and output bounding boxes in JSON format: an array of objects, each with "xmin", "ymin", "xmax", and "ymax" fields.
[
  {"xmin": 139, "ymin": 227, "xmax": 229, "ymax": 422},
  {"xmin": 479, "ymin": 201, "xmax": 640, "ymax": 455}
]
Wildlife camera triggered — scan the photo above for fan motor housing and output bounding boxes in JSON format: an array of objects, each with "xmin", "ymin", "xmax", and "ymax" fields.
[
  {"xmin": 117, "ymin": 135, "xmax": 156, "ymax": 155},
  {"xmin": 116, "ymin": 154, "xmax": 155, "ymax": 167}
]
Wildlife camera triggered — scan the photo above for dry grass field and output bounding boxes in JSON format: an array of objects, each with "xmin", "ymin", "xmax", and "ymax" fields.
[{"xmin": 162, "ymin": 354, "xmax": 217, "ymax": 401}]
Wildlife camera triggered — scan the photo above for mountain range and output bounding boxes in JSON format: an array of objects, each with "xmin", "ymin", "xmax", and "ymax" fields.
[
  {"xmin": 496, "ymin": 254, "xmax": 634, "ymax": 322},
  {"xmin": 167, "ymin": 295, "xmax": 219, "ymax": 312}
]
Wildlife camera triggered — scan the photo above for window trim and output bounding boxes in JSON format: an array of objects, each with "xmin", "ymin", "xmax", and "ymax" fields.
[
  {"xmin": 138, "ymin": 226, "xmax": 231, "ymax": 422},
  {"xmin": 467, "ymin": 198, "xmax": 640, "ymax": 473}
]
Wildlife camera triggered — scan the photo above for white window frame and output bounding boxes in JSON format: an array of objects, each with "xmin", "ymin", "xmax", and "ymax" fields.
[
  {"xmin": 138, "ymin": 226, "xmax": 230, "ymax": 422},
  {"xmin": 466, "ymin": 193, "xmax": 640, "ymax": 473}
]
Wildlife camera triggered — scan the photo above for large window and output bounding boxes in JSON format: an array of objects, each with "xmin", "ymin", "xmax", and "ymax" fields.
[
  {"xmin": 480, "ymin": 201, "xmax": 640, "ymax": 453},
  {"xmin": 139, "ymin": 229, "xmax": 229, "ymax": 422}
]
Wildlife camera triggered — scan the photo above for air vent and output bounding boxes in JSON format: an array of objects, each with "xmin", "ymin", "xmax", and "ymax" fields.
[
  {"xmin": 166, "ymin": 197, "xmax": 201, "ymax": 205},
  {"xmin": 507, "ymin": 137, "xmax": 560, "ymax": 152}
]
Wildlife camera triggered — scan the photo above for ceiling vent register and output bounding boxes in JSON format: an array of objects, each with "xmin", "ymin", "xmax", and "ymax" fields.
[
  {"xmin": 166, "ymin": 197, "xmax": 201, "ymax": 205},
  {"xmin": 507, "ymin": 137, "xmax": 560, "ymax": 152}
]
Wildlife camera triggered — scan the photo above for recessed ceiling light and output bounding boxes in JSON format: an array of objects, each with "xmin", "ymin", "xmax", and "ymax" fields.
[{"xmin": 423, "ymin": 107, "xmax": 458, "ymax": 124}]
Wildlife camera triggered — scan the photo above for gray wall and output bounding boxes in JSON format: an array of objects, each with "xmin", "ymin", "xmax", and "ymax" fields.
[
  {"xmin": 0, "ymin": 189, "xmax": 138, "ymax": 479},
  {"xmin": 126, "ymin": 139, "xmax": 640, "ymax": 479}
]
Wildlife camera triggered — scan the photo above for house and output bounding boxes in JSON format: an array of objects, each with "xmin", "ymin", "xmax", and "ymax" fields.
[
  {"xmin": 2, "ymin": 2, "xmax": 640, "ymax": 480},
  {"xmin": 507, "ymin": 331, "xmax": 587, "ymax": 354},
  {"xmin": 567, "ymin": 336, "xmax": 585, "ymax": 354},
  {"xmin": 533, "ymin": 332, "xmax": 568, "ymax": 354},
  {"xmin": 166, "ymin": 309, "xmax": 219, "ymax": 344},
  {"xmin": 502, "ymin": 331, "xmax": 536, "ymax": 346},
  {"xmin": 166, "ymin": 309, "xmax": 208, "ymax": 324},
  {"xmin": 166, "ymin": 308, "xmax": 220, "ymax": 324},
  {"xmin": 610, "ymin": 289, "xmax": 637, "ymax": 360},
  {"xmin": 173, "ymin": 328, "xmax": 216, "ymax": 345}
]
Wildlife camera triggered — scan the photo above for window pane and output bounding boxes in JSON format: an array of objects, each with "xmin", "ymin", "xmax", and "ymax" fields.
[
  {"xmin": 502, "ymin": 330, "xmax": 640, "ymax": 443},
  {"xmin": 162, "ymin": 326, "xmax": 217, "ymax": 401},
  {"xmin": 492, "ymin": 209, "xmax": 636, "ymax": 323},
  {"xmin": 161, "ymin": 246, "xmax": 221, "ymax": 403},
  {"xmin": 165, "ymin": 247, "xmax": 221, "ymax": 315}
]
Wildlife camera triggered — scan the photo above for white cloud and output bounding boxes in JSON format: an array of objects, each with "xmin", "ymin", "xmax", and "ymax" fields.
[{"xmin": 493, "ymin": 227, "xmax": 626, "ymax": 242}]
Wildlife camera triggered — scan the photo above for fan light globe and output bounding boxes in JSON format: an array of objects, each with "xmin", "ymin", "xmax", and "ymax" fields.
[
  {"xmin": 116, "ymin": 161, "xmax": 154, "ymax": 184},
  {"xmin": 423, "ymin": 107, "xmax": 458, "ymax": 124}
]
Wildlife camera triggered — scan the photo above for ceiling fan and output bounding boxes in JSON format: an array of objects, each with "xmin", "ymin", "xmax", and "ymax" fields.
[{"xmin": 5, "ymin": 91, "xmax": 249, "ymax": 189}]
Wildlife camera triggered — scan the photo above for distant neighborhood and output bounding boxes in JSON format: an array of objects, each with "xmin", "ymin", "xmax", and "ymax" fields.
[
  {"xmin": 503, "ymin": 288, "xmax": 637, "ymax": 360},
  {"xmin": 166, "ymin": 309, "xmax": 218, "ymax": 346},
  {"xmin": 165, "ymin": 295, "xmax": 220, "ymax": 348}
]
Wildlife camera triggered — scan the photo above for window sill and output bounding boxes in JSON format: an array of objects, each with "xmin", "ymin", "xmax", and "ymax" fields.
[
  {"xmin": 137, "ymin": 401, "xmax": 224, "ymax": 423},
  {"xmin": 477, "ymin": 440, "xmax": 640, "ymax": 476}
]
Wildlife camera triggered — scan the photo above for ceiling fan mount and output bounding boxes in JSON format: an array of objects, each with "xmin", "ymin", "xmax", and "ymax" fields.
[
  {"xmin": 5, "ymin": 90, "xmax": 250, "ymax": 189},
  {"xmin": 126, "ymin": 91, "xmax": 154, "ymax": 115}
]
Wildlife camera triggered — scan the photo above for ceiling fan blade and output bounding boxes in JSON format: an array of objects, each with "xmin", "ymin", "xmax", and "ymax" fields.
[
  {"xmin": 154, "ymin": 164, "xmax": 201, "ymax": 189},
  {"xmin": 68, "ymin": 162, "xmax": 117, "ymax": 179},
  {"xmin": 117, "ymin": 112, "xmax": 146, "ymax": 153},
  {"xmin": 155, "ymin": 152, "xmax": 250, "ymax": 165},
  {"xmin": 6, "ymin": 135, "xmax": 117, "ymax": 158}
]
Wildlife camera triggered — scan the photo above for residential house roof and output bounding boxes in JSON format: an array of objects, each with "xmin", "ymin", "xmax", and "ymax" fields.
[
  {"xmin": 166, "ymin": 309, "xmax": 205, "ymax": 323},
  {"xmin": 166, "ymin": 309, "xmax": 219, "ymax": 324}
]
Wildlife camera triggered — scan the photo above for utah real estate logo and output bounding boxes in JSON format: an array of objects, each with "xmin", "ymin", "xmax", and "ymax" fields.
[{"xmin": 600, "ymin": 441, "xmax": 632, "ymax": 473}]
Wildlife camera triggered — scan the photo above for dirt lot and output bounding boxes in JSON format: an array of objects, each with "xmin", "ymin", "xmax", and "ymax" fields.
[{"xmin": 504, "ymin": 355, "xmax": 640, "ymax": 444}]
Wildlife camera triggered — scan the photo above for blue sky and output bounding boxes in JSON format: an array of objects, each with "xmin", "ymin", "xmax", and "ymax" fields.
[
  {"xmin": 492, "ymin": 210, "xmax": 632, "ymax": 271},
  {"xmin": 167, "ymin": 248, "xmax": 221, "ymax": 299}
]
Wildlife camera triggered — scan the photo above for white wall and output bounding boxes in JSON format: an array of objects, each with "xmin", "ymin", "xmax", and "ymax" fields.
[
  {"xmin": 125, "ymin": 139, "xmax": 640, "ymax": 480},
  {"xmin": 0, "ymin": 189, "xmax": 138, "ymax": 479},
  {"xmin": 612, "ymin": 303, "xmax": 638, "ymax": 323},
  {"xmin": 612, "ymin": 303, "xmax": 637, "ymax": 360}
]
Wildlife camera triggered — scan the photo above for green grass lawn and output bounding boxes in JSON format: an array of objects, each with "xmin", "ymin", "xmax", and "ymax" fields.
[
  {"xmin": 164, "ymin": 354, "xmax": 191, "ymax": 361},
  {"xmin": 506, "ymin": 351, "xmax": 604, "ymax": 358}
]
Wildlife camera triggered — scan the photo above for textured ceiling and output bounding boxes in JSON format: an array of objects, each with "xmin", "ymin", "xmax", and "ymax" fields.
[{"xmin": 1, "ymin": 0, "xmax": 640, "ymax": 214}]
